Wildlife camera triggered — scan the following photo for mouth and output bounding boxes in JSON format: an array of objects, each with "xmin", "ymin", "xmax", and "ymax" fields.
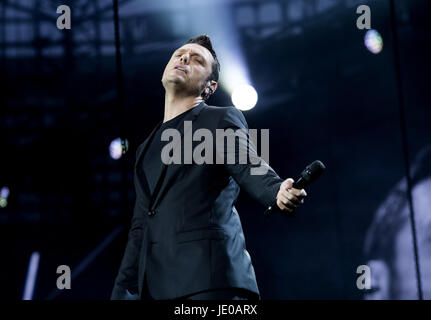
[{"xmin": 174, "ymin": 65, "xmax": 187, "ymax": 73}]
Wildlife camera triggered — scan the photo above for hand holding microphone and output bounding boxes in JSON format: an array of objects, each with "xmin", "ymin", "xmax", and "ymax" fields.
[
  {"xmin": 264, "ymin": 160, "xmax": 326, "ymax": 218},
  {"xmin": 275, "ymin": 178, "xmax": 307, "ymax": 214}
]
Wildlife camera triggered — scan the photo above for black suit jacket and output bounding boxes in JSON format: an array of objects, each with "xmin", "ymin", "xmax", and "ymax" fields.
[{"xmin": 111, "ymin": 102, "xmax": 283, "ymax": 300}]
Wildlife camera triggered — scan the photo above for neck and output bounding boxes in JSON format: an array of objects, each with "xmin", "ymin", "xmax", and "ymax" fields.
[{"xmin": 163, "ymin": 91, "xmax": 203, "ymax": 123}]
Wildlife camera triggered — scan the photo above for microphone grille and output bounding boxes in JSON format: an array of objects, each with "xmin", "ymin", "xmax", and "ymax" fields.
[{"xmin": 303, "ymin": 160, "xmax": 326, "ymax": 182}]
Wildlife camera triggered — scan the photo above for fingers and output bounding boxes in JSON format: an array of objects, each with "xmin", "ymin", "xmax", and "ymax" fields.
[
  {"xmin": 282, "ymin": 178, "xmax": 307, "ymax": 198},
  {"xmin": 280, "ymin": 187, "xmax": 306, "ymax": 205},
  {"xmin": 277, "ymin": 193, "xmax": 297, "ymax": 209},
  {"xmin": 276, "ymin": 198, "xmax": 294, "ymax": 213},
  {"xmin": 288, "ymin": 187, "xmax": 307, "ymax": 198},
  {"xmin": 279, "ymin": 191, "xmax": 300, "ymax": 206},
  {"xmin": 282, "ymin": 178, "xmax": 294, "ymax": 190},
  {"xmin": 276, "ymin": 178, "xmax": 308, "ymax": 214}
]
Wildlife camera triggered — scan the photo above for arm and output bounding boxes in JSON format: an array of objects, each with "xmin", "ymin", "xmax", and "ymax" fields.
[
  {"xmin": 111, "ymin": 154, "xmax": 146, "ymax": 300},
  {"xmin": 216, "ymin": 107, "xmax": 282, "ymax": 208},
  {"xmin": 217, "ymin": 107, "xmax": 306, "ymax": 212}
]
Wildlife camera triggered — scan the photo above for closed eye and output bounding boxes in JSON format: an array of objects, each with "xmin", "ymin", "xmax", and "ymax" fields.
[{"xmin": 194, "ymin": 58, "xmax": 204, "ymax": 64}]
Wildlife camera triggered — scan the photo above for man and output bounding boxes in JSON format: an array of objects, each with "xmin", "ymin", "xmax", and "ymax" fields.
[
  {"xmin": 363, "ymin": 145, "xmax": 431, "ymax": 299},
  {"xmin": 111, "ymin": 35, "xmax": 307, "ymax": 300}
]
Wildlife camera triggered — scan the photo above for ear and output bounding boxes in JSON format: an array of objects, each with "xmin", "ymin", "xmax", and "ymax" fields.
[
  {"xmin": 364, "ymin": 259, "xmax": 391, "ymax": 300},
  {"xmin": 206, "ymin": 80, "xmax": 218, "ymax": 94}
]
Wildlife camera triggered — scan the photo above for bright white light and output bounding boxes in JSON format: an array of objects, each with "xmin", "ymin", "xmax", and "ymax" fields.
[
  {"xmin": 364, "ymin": 29, "xmax": 383, "ymax": 54},
  {"xmin": 231, "ymin": 84, "xmax": 258, "ymax": 111},
  {"xmin": 109, "ymin": 138, "xmax": 123, "ymax": 160}
]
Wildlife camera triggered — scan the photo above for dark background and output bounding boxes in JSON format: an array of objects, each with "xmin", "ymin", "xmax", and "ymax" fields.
[{"xmin": 1, "ymin": 0, "xmax": 430, "ymax": 300}]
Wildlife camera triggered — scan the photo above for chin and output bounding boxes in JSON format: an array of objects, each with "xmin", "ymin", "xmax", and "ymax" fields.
[{"xmin": 163, "ymin": 76, "xmax": 181, "ymax": 85}]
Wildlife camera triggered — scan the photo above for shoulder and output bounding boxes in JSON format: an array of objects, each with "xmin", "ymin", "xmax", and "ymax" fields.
[
  {"xmin": 202, "ymin": 104, "xmax": 248, "ymax": 128},
  {"xmin": 202, "ymin": 104, "xmax": 232, "ymax": 117}
]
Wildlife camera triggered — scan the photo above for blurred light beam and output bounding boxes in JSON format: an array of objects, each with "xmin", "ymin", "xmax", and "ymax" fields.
[{"xmin": 22, "ymin": 252, "xmax": 40, "ymax": 300}]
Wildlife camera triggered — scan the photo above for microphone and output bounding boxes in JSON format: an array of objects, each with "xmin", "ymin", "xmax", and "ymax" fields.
[{"xmin": 264, "ymin": 160, "xmax": 326, "ymax": 218}]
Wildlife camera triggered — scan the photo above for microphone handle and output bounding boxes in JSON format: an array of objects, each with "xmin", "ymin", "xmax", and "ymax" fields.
[{"xmin": 292, "ymin": 177, "xmax": 307, "ymax": 189}]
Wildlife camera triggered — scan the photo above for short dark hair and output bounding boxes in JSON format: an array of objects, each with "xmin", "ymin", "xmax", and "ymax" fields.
[{"xmin": 185, "ymin": 34, "xmax": 220, "ymax": 100}]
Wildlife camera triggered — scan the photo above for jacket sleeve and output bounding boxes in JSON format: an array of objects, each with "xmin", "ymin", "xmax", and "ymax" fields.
[
  {"xmin": 216, "ymin": 106, "xmax": 284, "ymax": 209},
  {"xmin": 111, "ymin": 150, "xmax": 146, "ymax": 300}
]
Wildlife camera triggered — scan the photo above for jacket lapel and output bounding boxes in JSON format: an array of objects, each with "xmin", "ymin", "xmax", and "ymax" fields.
[
  {"xmin": 135, "ymin": 102, "xmax": 206, "ymax": 208},
  {"xmin": 134, "ymin": 120, "xmax": 162, "ymax": 202}
]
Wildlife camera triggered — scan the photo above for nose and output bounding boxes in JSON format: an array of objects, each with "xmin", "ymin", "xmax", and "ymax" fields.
[{"xmin": 180, "ymin": 52, "xmax": 190, "ymax": 65}]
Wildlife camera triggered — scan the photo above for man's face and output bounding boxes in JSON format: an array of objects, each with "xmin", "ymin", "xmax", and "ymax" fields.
[
  {"xmin": 162, "ymin": 43, "xmax": 214, "ymax": 96},
  {"xmin": 365, "ymin": 177, "xmax": 431, "ymax": 300}
]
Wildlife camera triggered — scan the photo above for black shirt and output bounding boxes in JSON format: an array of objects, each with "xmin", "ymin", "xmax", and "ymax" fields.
[{"xmin": 142, "ymin": 108, "xmax": 194, "ymax": 195}]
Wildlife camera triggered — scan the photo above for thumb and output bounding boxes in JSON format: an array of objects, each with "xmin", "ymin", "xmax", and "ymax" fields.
[{"xmin": 284, "ymin": 178, "xmax": 294, "ymax": 190}]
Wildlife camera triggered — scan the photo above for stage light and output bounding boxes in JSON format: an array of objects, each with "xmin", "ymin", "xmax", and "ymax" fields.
[
  {"xmin": 231, "ymin": 84, "xmax": 258, "ymax": 111},
  {"xmin": 364, "ymin": 29, "xmax": 383, "ymax": 54},
  {"xmin": 1, "ymin": 186, "xmax": 10, "ymax": 198},
  {"xmin": 109, "ymin": 138, "xmax": 123, "ymax": 160},
  {"xmin": 109, "ymin": 138, "xmax": 128, "ymax": 160},
  {"xmin": 0, "ymin": 186, "xmax": 9, "ymax": 208}
]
